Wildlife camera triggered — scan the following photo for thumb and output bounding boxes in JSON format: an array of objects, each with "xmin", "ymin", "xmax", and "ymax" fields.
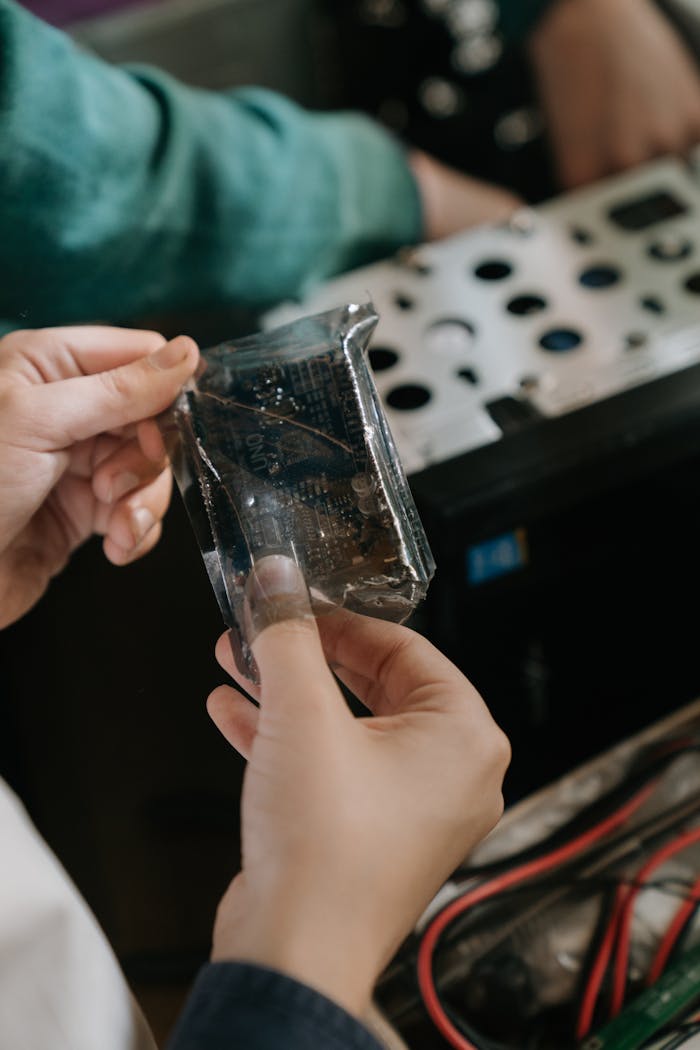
[
  {"xmin": 28, "ymin": 336, "xmax": 199, "ymax": 448},
  {"xmin": 247, "ymin": 555, "xmax": 339, "ymax": 721}
]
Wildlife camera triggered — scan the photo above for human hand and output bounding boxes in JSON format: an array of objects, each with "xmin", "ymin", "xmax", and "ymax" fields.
[
  {"xmin": 409, "ymin": 149, "xmax": 521, "ymax": 239},
  {"xmin": 207, "ymin": 556, "xmax": 510, "ymax": 1017},
  {"xmin": 0, "ymin": 326, "xmax": 199, "ymax": 628},
  {"xmin": 529, "ymin": 0, "xmax": 700, "ymax": 188}
]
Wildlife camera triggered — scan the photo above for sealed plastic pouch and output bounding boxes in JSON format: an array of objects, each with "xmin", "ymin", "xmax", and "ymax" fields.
[{"xmin": 160, "ymin": 302, "xmax": 435, "ymax": 679}]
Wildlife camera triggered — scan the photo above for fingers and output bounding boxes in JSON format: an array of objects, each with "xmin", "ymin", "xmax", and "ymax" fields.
[
  {"xmin": 214, "ymin": 631, "xmax": 261, "ymax": 702},
  {"xmin": 137, "ymin": 419, "xmax": 167, "ymax": 464},
  {"xmin": 552, "ymin": 116, "xmax": 604, "ymax": 189},
  {"xmin": 0, "ymin": 326, "xmax": 166, "ymax": 380},
  {"xmin": 103, "ymin": 520, "xmax": 163, "ymax": 567},
  {"xmin": 216, "ymin": 578, "xmax": 487, "ymax": 722},
  {"xmin": 211, "ymin": 557, "xmax": 348, "ymax": 747},
  {"xmin": 248, "ymin": 556, "xmax": 341, "ymax": 724},
  {"xmin": 214, "ymin": 557, "xmax": 491, "ymax": 736},
  {"xmin": 207, "ymin": 686, "xmax": 260, "ymax": 760},
  {"xmin": 101, "ymin": 467, "xmax": 172, "ymax": 565},
  {"xmin": 328, "ymin": 665, "xmax": 375, "ymax": 708},
  {"xmin": 15, "ymin": 335, "xmax": 199, "ymax": 450},
  {"xmin": 317, "ymin": 608, "xmax": 482, "ymax": 717},
  {"xmin": 92, "ymin": 436, "xmax": 166, "ymax": 505}
]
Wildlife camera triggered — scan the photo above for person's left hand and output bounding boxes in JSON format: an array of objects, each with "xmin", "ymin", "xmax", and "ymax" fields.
[{"xmin": 0, "ymin": 326, "xmax": 199, "ymax": 628}]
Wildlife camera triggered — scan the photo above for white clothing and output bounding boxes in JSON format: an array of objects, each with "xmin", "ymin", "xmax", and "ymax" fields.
[{"xmin": 0, "ymin": 778, "xmax": 156, "ymax": 1050}]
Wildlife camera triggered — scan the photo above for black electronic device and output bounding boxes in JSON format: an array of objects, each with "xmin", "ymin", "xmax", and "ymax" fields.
[
  {"xmin": 371, "ymin": 697, "xmax": 700, "ymax": 1050},
  {"xmin": 265, "ymin": 156, "xmax": 700, "ymax": 799}
]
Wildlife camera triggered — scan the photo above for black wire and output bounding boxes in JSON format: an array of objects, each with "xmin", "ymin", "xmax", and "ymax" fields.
[
  {"xmin": 571, "ymin": 883, "xmax": 620, "ymax": 1034},
  {"xmin": 457, "ymin": 742, "xmax": 700, "ymax": 881},
  {"xmin": 392, "ymin": 744, "xmax": 700, "ymax": 1050},
  {"xmin": 435, "ymin": 875, "xmax": 695, "ymax": 964},
  {"xmin": 385, "ymin": 877, "xmax": 700, "ymax": 1046},
  {"xmin": 436, "ymin": 799, "xmax": 700, "ymax": 973},
  {"xmin": 667, "ymin": 901, "xmax": 700, "ymax": 969},
  {"xmin": 638, "ymin": 1007, "xmax": 700, "ymax": 1049},
  {"xmin": 422, "ymin": 801, "xmax": 700, "ymax": 1050},
  {"xmin": 380, "ymin": 872, "xmax": 700, "ymax": 1027},
  {"xmin": 443, "ymin": 1000, "xmax": 513, "ymax": 1050},
  {"xmin": 659, "ymin": 1021, "xmax": 700, "ymax": 1049}
]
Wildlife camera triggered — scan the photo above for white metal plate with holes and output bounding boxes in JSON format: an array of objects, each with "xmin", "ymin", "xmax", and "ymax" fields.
[{"xmin": 264, "ymin": 158, "xmax": 700, "ymax": 475}]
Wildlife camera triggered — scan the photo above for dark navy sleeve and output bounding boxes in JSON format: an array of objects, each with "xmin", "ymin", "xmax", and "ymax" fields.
[{"xmin": 166, "ymin": 962, "xmax": 386, "ymax": 1050}]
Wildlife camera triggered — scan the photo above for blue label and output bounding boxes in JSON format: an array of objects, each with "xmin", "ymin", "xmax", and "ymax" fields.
[{"xmin": 466, "ymin": 529, "xmax": 528, "ymax": 586}]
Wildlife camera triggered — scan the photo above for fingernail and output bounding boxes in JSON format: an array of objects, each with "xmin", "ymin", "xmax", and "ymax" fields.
[
  {"xmin": 108, "ymin": 472, "xmax": 140, "ymax": 503},
  {"xmin": 148, "ymin": 337, "xmax": 190, "ymax": 372},
  {"xmin": 245, "ymin": 555, "xmax": 312, "ymax": 636},
  {"xmin": 130, "ymin": 506, "xmax": 155, "ymax": 545}
]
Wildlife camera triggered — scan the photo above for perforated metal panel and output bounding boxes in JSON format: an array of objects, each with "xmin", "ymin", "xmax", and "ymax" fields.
[{"xmin": 266, "ymin": 158, "xmax": 700, "ymax": 474}]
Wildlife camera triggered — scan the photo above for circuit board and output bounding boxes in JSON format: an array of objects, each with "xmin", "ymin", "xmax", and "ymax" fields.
[
  {"xmin": 164, "ymin": 303, "xmax": 435, "ymax": 675},
  {"xmin": 581, "ymin": 943, "xmax": 700, "ymax": 1050}
]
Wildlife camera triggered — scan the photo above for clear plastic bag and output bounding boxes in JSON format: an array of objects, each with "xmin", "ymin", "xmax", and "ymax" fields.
[{"xmin": 160, "ymin": 302, "xmax": 435, "ymax": 679}]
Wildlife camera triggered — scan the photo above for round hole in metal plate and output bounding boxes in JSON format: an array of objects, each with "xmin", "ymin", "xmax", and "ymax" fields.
[
  {"xmin": 386, "ymin": 384, "xmax": 432, "ymax": 410},
  {"xmin": 579, "ymin": 264, "xmax": 622, "ymax": 289},
  {"xmin": 570, "ymin": 226, "xmax": 594, "ymax": 245},
  {"xmin": 425, "ymin": 318, "xmax": 476, "ymax": 356},
  {"xmin": 685, "ymin": 272, "xmax": 700, "ymax": 295},
  {"xmin": 396, "ymin": 247, "xmax": 432, "ymax": 275},
  {"xmin": 640, "ymin": 295, "xmax": 665, "ymax": 314},
  {"xmin": 474, "ymin": 259, "xmax": 513, "ymax": 281},
  {"xmin": 369, "ymin": 346, "xmax": 400, "ymax": 372},
  {"xmin": 648, "ymin": 236, "xmax": 693, "ymax": 262},
  {"xmin": 625, "ymin": 332, "xmax": 648, "ymax": 350},
  {"xmin": 394, "ymin": 292, "xmax": 415, "ymax": 310},
  {"xmin": 539, "ymin": 328, "xmax": 583, "ymax": 352},
  {"xmin": 507, "ymin": 293, "xmax": 547, "ymax": 316}
]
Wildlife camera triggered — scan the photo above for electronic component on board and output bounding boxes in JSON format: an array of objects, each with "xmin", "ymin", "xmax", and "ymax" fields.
[{"xmin": 161, "ymin": 302, "xmax": 435, "ymax": 679}]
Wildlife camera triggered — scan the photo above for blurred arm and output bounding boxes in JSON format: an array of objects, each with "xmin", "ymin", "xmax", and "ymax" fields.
[{"xmin": 0, "ymin": 1, "xmax": 421, "ymax": 328}]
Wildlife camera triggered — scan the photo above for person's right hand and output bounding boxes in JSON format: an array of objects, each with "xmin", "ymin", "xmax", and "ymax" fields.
[
  {"xmin": 529, "ymin": 0, "xmax": 700, "ymax": 189},
  {"xmin": 409, "ymin": 150, "xmax": 521, "ymax": 239},
  {"xmin": 207, "ymin": 556, "xmax": 510, "ymax": 1018}
]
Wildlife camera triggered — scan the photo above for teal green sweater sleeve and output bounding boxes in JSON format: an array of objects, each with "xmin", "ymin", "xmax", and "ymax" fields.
[
  {"xmin": 0, "ymin": 0, "xmax": 422, "ymax": 329},
  {"xmin": 497, "ymin": 0, "xmax": 558, "ymax": 43}
]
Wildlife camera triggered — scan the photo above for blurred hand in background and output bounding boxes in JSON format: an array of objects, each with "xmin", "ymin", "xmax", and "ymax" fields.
[{"xmin": 530, "ymin": 0, "xmax": 700, "ymax": 189}]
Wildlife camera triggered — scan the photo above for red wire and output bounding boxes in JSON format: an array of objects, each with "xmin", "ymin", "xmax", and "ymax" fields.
[
  {"xmin": 417, "ymin": 782, "xmax": 657, "ymax": 1050},
  {"xmin": 646, "ymin": 873, "xmax": 700, "ymax": 986},
  {"xmin": 575, "ymin": 883, "xmax": 629, "ymax": 1040},
  {"xmin": 610, "ymin": 826, "xmax": 700, "ymax": 1018}
]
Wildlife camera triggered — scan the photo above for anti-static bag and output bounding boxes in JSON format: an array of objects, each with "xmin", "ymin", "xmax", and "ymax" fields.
[{"xmin": 161, "ymin": 302, "xmax": 435, "ymax": 678}]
